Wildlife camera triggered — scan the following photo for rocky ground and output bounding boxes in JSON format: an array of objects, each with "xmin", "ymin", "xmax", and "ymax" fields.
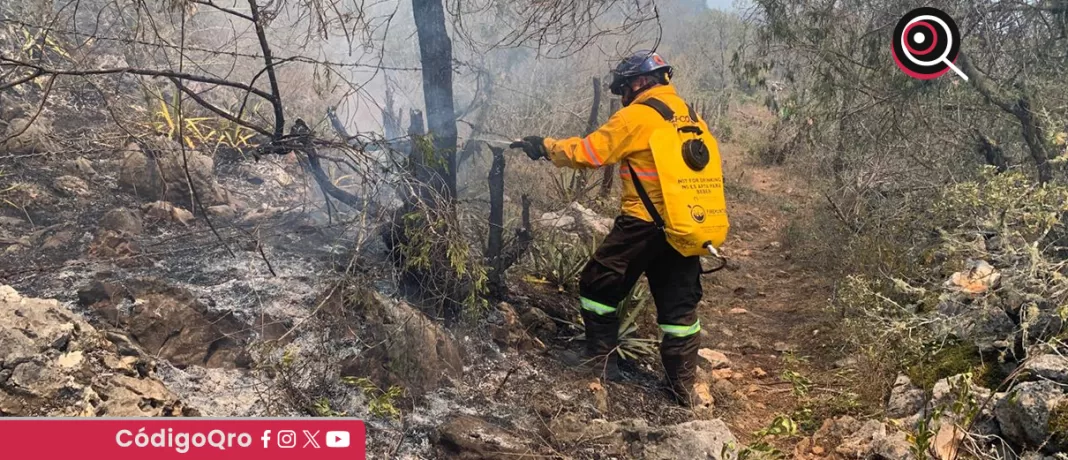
[{"xmin": 3, "ymin": 114, "xmax": 1066, "ymax": 460}]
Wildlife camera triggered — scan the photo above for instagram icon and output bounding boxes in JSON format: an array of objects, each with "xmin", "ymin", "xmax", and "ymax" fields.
[{"xmin": 277, "ymin": 430, "xmax": 297, "ymax": 449}]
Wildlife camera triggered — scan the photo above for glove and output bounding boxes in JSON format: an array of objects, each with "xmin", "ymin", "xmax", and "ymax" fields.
[{"xmin": 509, "ymin": 136, "xmax": 548, "ymax": 161}]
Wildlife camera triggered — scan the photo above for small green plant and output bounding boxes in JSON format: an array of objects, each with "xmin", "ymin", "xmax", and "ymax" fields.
[
  {"xmin": 905, "ymin": 411, "xmax": 938, "ymax": 460},
  {"xmin": 529, "ymin": 233, "xmax": 597, "ymax": 291},
  {"xmin": 311, "ymin": 398, "xmax": 347, "ymax": 417},
  {"xmin": 616, "ymin": 283, "xmax": 658, "ymax": 360},
  {"xmin": 722, "ymin": 414, "xmax": 798, "ymax": 459},
  {"xmin": 342, "ymin": 377, "xmax": 404, "ymax": 419},
  {"xmin": 781, "ymin": 370, "xmax": 812, "ymax": 397}
]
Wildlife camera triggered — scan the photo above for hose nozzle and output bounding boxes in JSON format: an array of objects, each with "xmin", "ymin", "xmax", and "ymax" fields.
[{"xmin": 702, "ymin": 241, "xmax": 721, "ymax": 258}]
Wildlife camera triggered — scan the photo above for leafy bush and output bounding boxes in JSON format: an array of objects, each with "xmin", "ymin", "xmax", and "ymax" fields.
[{"xmin": 833, "ymin": 168, "xmax": 1068, "ymax": 405}]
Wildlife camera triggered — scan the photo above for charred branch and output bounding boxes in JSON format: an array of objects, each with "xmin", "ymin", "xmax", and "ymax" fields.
[
  {"xmin": 288, "ymin": 119, "xmax": 376, "ymax": 214},
  {"xmin": 0, "ymin": 55, "xmax": 276, "ymax": 102},
  {"xmin": 247, "ymin": 0, "xmax": 285, "ymax": 138},
  {"xmin": 975, "ymin": 130, "xmax": 1009, "ymax": 173},
  {"xmin": 326, "ymin": 107, "xmax": 356, "ymax": 145},
  {"xmin": 486, "ymin": 145, "xmax": 533, "ymax": 298}
]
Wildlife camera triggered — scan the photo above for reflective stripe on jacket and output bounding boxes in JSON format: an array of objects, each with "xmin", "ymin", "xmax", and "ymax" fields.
[{"xmin": 543, "ymin": 84, "xmax": 708, "ymax": 223}]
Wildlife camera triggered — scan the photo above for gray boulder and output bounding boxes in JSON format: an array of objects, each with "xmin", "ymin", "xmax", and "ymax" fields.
[
  {"xmin": 340, "ymin": 292, "xmax": 463, "ymax": 397},
  {"xmin": 547, "ymin": 415, "xmax": 736, "ymax": 459},
  {"xmin": 887, "ymin": 375, "xmax": 926, "ymax": 419},
  {"xmin": 931, "ymin": 374, "xmax": 1001, "ymax": 437},
  {"xmin": 807, "ymin": 416, "xmax": 915, "ymax": 460},
  {"xmin": 77, "ymin": 280, "xmax": 255, "ymax": 369},
  {"xmin": 952, "ymin": 305, "xmax": 1016, "ymax": 352},
  {"xmin": 119, "ymin": 141, "xmax": 229, "ymax": 207},
  {"xmin": 1021, "ymin": 354, "xmax": 1068, "ymax": 384},
  {"xmin": 100, "ymin": 207, "xmax": 143, "ymax": 236},
  {"xmin": 433, "ymin": 416, "xmax": 534, "ymax": 459},
  {"xmin": 994, "ymin": 380, "xmax": 1065, "ymax": 451},
  {"xmin": 625, "ymin": 419, "xmax": 738, "ymax": 460}
]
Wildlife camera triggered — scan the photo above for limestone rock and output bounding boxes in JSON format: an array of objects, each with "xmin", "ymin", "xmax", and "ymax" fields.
[
  {"xmin": 206, "ymin": 205, "xmax": 236, "ymax": 220},
  {"xmin": 930, "ymin": 374, "xmax": 1001, "ymax": 437},
  {"xmin": 433, "ymin": 416, "xmax": 532, "ymax": 459},
  {"xmin": 118, "ymin": 141, "xmax": 229, "ymax": 207},
  {"xmin": 41, "ymin": 230, "xmax": 74, "ymax": 250},
  {"xmin": 951, "ymin": 305, "xmax": 1016, "ymax": 352},
  {"xmin": 994, "ymin": 380, "xmax": 1065, "ymax": 451},
  {"xmin": 887, "ymin": 375, "xmax": 925, "ymax": 419},
  {"xmin": 490, "ymin": 302, "xmax": 537, "ymax": 351},
  {"xmin": 100, "ymin": 208, "xmax": 143, "ymax": 236},
  {"xmin": 1021, "ymin": 354, "xmax": 1068, "ymax": 384},
  {"xmin": 77, "ymin": 280, "xmax": 254, "ymax": 369},
  {"xmin": 52, "ymin": 175, "xmax": 90, "ymax": 197},
  {"xmin": 2, "ymin": 117, "xmax": 53, "ymax": 152},
  {"xmin": 88, "ymin": 230, "xmax": 140, "ymax": 260},
  {"xmin": 0, "ymin": 285, "xmax": 186, "ymax": 416},
  {"xmin": 143, "ymin": 201, "xmax": 194, "ymax": 226},
  {"xmin": 538, "ymin": 202, "xmax": 614, "ymax": 235},
  {"xmin": 519, "ymin": 306, "xmax": 557, "ymax": 340},
  {"xmin": 548, "ymin": 415, "xmax": 736, "ymax": 459},
  {"xmin": 341, "ymin": 292, "xmax": 463, "ymax": 397},
  {"xmin": 805, "ymin": 416, "xmax": 915, "ymax": 460},
  {"xmin": 698, "ymin": 349, "xmax": 731, "ymax": 370},
  {"xmin": 625, "ymin": 419, "xmax": 737, "ymax": 460},
  {"xmin": 74, "ymin": 157, "xmax": 97, "ymax": 177}
]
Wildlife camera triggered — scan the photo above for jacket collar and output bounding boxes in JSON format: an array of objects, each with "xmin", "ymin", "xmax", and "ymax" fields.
[{"xmin": 632, "ymin": 84, "xmax": 678, "ymax": 105}]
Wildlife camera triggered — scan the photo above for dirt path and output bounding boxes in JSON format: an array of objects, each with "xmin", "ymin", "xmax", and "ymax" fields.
[{"xmin": 697, "ymin": 140, "xmax": 839, "ymax": 442}]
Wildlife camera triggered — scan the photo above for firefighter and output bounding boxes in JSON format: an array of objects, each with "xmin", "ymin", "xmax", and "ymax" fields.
[{"xmin": 510, "ymin": 50, "xmax": 710, "ymax": 406}]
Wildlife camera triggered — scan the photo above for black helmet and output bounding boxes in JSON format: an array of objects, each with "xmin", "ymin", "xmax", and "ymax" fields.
[{"xmin": 609, "ymin": 50, "xmax": 674, "ymax": 96}]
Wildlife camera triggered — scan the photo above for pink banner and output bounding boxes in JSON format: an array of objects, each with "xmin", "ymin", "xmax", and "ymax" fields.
[{"xmin": 0, "ymin": 418, "xmax": 366, "ymax": 459}]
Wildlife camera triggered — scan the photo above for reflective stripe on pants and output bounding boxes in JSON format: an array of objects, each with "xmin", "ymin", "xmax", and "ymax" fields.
[
  {"xmin": 580, "ymin": 297, "xmax": 617, "ymax": 316},
  {"xmin": 660, "ymin": 320, "xmax": 701, "ymax": 338}
]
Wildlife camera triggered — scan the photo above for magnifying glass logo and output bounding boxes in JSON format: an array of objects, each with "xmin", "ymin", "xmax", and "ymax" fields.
[{"xmin": 892, "ymin": 8, "xmax": 968, "ymax": 81}]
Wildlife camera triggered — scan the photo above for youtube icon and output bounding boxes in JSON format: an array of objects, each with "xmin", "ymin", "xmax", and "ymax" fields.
[{"xmin": 326, "ymin": 431, "xmax": 350, "ymax": 448}]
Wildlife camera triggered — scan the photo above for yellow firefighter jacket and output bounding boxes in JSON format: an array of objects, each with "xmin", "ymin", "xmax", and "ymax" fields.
[{"xmin": 543, "ymin": 84, "xmax": 708, "ymax": 224}]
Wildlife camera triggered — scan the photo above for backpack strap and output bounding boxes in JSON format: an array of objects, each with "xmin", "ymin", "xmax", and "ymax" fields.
[
  {"xmin": 638, "ymin": 98, "xmax": 701, "ymax": 123},
  {"xmin": 640, "ymin": 98, "xmax": 703, "ymax": 133},
  {"xmin": 637, "ymin": 98, "xmax": 674, "ymax": 121},
  {"xmin": 626, "ymin": 161, "xmax": 665, "ymax": 230}
]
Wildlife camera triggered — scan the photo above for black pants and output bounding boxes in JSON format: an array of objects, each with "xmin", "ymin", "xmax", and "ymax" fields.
[{"xmin": 578, "ymin": 214, "xmax": 702, "ymax": 385}]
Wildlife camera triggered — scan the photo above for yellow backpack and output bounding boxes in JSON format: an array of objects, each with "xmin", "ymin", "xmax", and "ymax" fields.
[{"xmin": 627, "ymin": 98, "xmax": 730, "ymax": 265}]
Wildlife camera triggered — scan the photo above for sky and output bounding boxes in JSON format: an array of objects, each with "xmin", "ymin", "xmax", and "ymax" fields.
[{"xmin": 706, "ymin": 0, "xmax": 747, "ymax": 11}]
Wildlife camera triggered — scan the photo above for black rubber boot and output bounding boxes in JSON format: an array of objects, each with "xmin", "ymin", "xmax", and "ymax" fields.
[
  {"xmin": 560, "ymin": 309, "xmax": 621, "ymax": 381},
  {"xmin": 662, "ymin": 335, "xmax": 700, "ymax": 406}
]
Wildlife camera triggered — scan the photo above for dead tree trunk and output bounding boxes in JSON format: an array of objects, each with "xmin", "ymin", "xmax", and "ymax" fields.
[
  {"xmin": 383, "ymin": 84, "xmax": 403, "ymax": 140},
  {"xmin": 412, "ymin": 0, "xmax": 458, "ymax": 201},
  {"xmin": 486, "ymin": 144, "xmax": 533, "ymax": 298},
  {"xmin": 486, "ymin": 146, "xmax": 507, "ymax": 296},
  {"xmin": 959, "ymin": 54, "xmax": 1053, "ymax": 184},
  {"xmin": 599, "ymin": 98, "xmax": 621, "ymax": 198}
]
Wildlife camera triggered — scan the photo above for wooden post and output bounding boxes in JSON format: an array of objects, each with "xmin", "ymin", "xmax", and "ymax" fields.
[
  {"xmin": 570, "ymin": 77, "xmax": 602, "ymax": 199},
  {"xmin": 599, "ymin": 98, "xmax": 621, "ymax": 198}
]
